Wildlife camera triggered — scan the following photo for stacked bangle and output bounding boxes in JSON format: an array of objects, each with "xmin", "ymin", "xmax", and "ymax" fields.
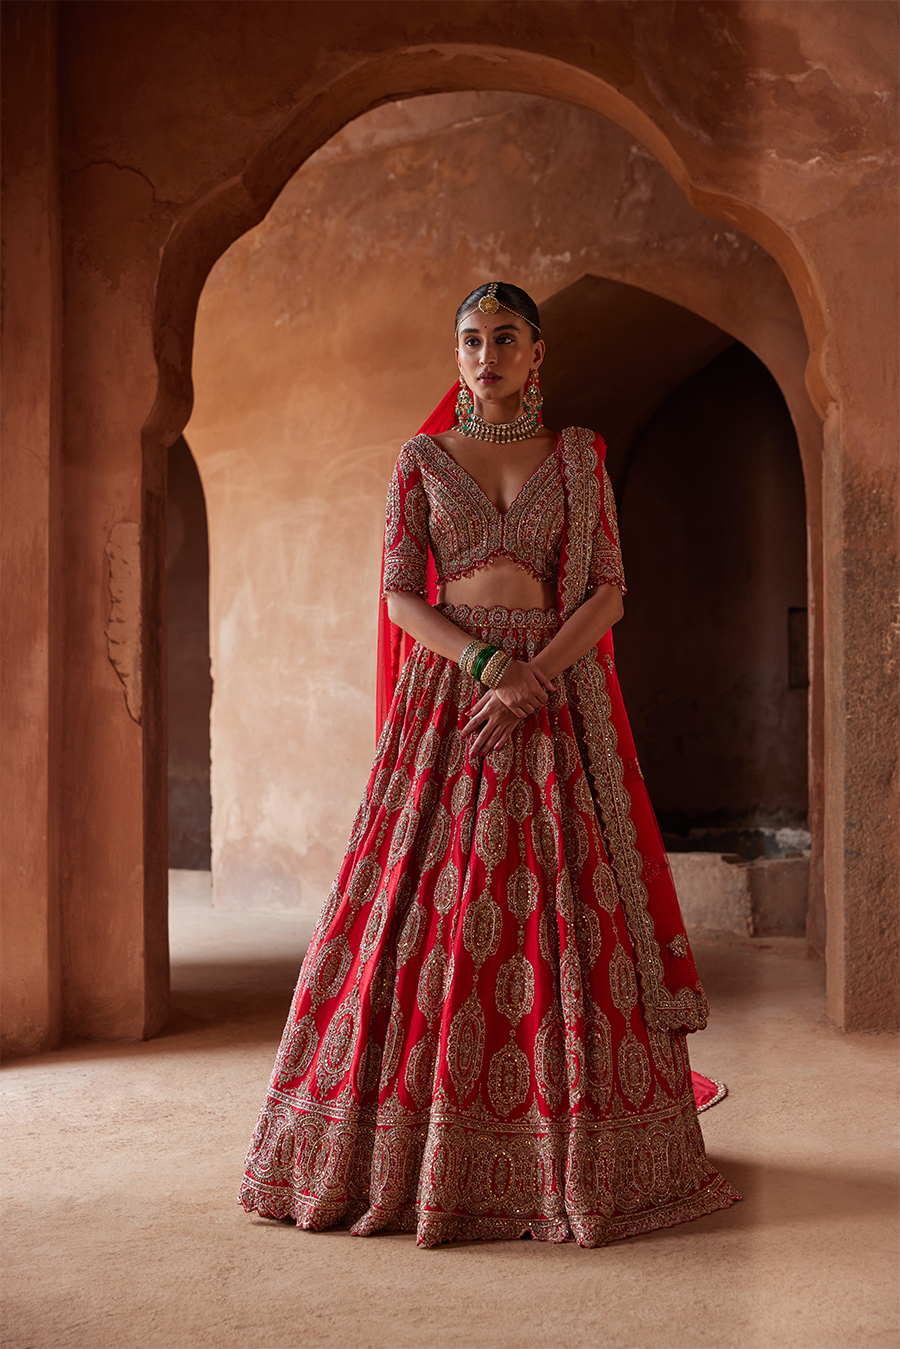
[
  {"xmin": 471, "ymin": 645, "xmax": 499, "ymax": 682},
  {"xmin": 458, "ymin": 639, "xmax": 512, "ymax": 688},
  {"xmin": 480, "ymin": 649, "xmax": 512, "ymax": 688},
  {"xmin": 458, "ymin": 640, "xmax": 488, "ymax": 678}
]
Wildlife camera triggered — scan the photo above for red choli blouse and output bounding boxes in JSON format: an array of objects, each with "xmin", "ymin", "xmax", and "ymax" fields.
[{"xmin": 382, "ymin": 432, "xmax": 627, "ymax": 599}]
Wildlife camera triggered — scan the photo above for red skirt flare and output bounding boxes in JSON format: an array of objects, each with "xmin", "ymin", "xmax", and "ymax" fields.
[{"xmin": 238, "ymin": 605, "xmax": 740, "ymax": 1247}]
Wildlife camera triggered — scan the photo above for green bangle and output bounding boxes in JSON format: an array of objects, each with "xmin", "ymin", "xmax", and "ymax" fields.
[{"xmin": 471, "ymin": 644, "xmax": 499, "ymax": 682}]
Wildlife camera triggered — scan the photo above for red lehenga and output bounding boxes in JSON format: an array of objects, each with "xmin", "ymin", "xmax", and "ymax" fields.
[{"xmin": 238, "ymin": 413, "xmax": 741, "ymax": 1247}]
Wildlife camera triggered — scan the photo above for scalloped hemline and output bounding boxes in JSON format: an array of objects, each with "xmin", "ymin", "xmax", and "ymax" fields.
[{"xmin": 238, "ymin": 1172, "xmax": 742, "ymax": 1249}]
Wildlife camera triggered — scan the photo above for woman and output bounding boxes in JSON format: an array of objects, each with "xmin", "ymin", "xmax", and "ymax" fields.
[{"xmin": 239, "ymin": 281, "xmax": 740, "ymax": 1247}]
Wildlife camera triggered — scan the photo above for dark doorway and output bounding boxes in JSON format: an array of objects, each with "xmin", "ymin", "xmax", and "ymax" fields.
[
  {"xmin": 167, "ymin": 436, "xmax": 212, "ymax": 869},
  {"xmin": 541, "ymin": 277, "xmax": 808, "ymax": 856},
  {"xmin": 616, "ymin": 344, "xmax": 808, "ymax": 850}
]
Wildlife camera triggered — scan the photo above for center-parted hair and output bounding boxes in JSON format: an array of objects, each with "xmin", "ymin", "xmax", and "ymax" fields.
[{"xmin": 455, "ymin": 282, "xmax": 541, "ymax": 343}]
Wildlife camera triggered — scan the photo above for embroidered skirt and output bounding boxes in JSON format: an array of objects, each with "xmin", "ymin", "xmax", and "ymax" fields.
[{"xmin": 239, "ymin": 604, "xmax": 740, "ymax": 1247}]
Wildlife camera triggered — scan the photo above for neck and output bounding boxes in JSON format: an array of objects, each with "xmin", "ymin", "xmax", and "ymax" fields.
[{"xmin": 473, "ymin": 392, "xmax": 524, "ymax": 424}]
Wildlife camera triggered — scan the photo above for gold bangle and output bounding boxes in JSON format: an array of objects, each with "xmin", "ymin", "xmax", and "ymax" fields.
[
  {"xmin": 459, "ymin": 639, "xmax": 489, "ymax": 678},
  {"xmin": 481, "ymin": 650, "xmax": 512, "ymax": 688}
]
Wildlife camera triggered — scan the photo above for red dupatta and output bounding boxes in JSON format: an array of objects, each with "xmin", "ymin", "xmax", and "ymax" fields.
[
  {"xmin": 375, "ymin": 404, "xmax": 709, "ymax": 1034},
  {"xmin": 376, "ymin": 385, "xmax": 457, "ymax": 736}
]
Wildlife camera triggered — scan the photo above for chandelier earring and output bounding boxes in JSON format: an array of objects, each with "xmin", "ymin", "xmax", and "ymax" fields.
[
  {"xmin": 523, "ymin": 369, "xmax": 544, "ymax": 425},
  {"xmin": 454, "ymin": 369, "xmax": 543, "ymax": 444},
  {"xmin": 455, "ymin": 377, "xmax": 474, "ymax": 425}
]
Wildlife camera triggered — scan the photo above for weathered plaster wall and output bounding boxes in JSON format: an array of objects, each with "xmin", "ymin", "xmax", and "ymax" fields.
[
  {"xmin": 0, "ymin": 0, "xmax": 894, "ymax": 1048},
  {"xmin": 0, "ymin": 1, "xmax": 63, "ymax": 1056},
  {"xmin": 186, "ymin": 91, "xmax": 811, "ymax": 917}
]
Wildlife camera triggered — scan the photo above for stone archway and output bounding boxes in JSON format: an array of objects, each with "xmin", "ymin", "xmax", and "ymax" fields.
[
  {"xmin": 4, "ymin": 6, "xmax": 893, "ymax": 1057},
  {"xmin": 179, "ymin": 87, "xmax": 820, "ymax": 949}
]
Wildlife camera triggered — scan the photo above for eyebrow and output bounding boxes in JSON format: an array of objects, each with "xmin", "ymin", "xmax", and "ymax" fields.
[{"xmin": 460, "ymin": 323, "xmax": 521, "ymax": 335}]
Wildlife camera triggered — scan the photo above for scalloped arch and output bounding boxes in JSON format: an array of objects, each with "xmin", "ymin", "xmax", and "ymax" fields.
[{"xmin": 143, "ymin": 42, "xmax": 829, "ymax": 452}]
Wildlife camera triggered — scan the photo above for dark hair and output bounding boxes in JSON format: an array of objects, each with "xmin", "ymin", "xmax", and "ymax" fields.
[{"xmin": 454, "ymin": 282, "xmax": 541, "ymax": 343}]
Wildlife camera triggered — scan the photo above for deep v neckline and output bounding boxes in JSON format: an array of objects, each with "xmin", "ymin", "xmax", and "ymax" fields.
[{"xmin": 420, "ymin": 433, "xmax": 561, "ymax": 519}]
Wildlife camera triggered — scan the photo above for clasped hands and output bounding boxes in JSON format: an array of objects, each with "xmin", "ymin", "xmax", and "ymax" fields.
[{"xmin": 461, "ymin": 659, "xmax": 555, "ymax": 758}]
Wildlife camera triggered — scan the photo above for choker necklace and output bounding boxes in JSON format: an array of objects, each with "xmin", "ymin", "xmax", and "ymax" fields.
[
  {"xmin": 455, "ymin": 371, "xmax": 544, "ymax": 443},
  {"xmin": 455, "ymin": 406, "xmax": 541, "ymax": 443}
]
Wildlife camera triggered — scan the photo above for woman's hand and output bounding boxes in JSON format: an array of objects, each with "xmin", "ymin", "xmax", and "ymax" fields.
[
  {"xmin": 460, "ymin": 659, "xmax": 555, "ymax": 756},
  {"xmin": 491, "ymin": 659, "xmax": 555, "ymax": 717},
  {"xmin": 460, "ymin": 692, "xmax": 522, "ymax": 757}
]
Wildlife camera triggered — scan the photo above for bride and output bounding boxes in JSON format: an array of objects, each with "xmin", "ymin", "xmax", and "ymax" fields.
[{"xmin": 239, "ymin": 281, "xmax": 740, "ymax": 1247}]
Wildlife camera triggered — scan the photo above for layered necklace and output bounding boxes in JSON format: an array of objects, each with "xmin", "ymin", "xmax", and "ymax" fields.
[{"xmin": 455, "ymin": 406, "xmax": 539, "ymax": 443}]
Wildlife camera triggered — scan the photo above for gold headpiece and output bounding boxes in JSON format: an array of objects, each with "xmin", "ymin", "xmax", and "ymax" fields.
[{"xmin": 457, "ymin": 282, "xmax": 541, "ymax": 334}]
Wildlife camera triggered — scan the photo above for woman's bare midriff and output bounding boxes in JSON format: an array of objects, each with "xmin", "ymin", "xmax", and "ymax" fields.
[{"xmin": 438, "ymin": 556, "xmax": 556, "ymax": 612}]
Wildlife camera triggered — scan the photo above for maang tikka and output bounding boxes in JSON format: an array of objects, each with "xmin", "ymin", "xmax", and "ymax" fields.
[{"xmin": 457, "ymin": 281, "xmax": 542, "ymax": 333}]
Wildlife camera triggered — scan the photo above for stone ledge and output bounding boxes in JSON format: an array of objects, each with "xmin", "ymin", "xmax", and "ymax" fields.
[{"xmin": 668, "ymin": 852, "xmax": 809, "ymax": 939}]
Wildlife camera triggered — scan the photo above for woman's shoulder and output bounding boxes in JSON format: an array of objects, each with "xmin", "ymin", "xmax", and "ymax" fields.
[
  {"xmin": 400, "ymin": 431, "xmax": 440, "ymax": 454},
  {"xmin": 397, "ymin": 432, "xmax": 431, "ymax": 462},
  {"xmin": 558, "ymin": 426, "xmax": 608, "ymax": 464}
]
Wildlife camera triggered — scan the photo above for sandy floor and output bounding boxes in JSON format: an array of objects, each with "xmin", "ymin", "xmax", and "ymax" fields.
[{"xmin": 1, "ymin": 874, "xmax": 897, "ymax": 1349}]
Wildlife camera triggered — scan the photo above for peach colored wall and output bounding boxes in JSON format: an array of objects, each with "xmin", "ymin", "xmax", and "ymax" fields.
[
  {"xmin": 1, "ymin": 1, "xmax": 895, "ymax": 1048},
  {"xmin": 185, "ymin": 92, "xmax": 813, "ymax": 919}
]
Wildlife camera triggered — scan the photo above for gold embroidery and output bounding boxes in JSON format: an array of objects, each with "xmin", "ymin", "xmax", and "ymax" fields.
[
  {"xmin": 505, "ymin": 776, "xmax": 532, "ymax": 825},
  {"xmin": 450, "ymin": 772, "xmax": 473, "ymax": 818},
  {"xmin": 404, "ymin": 1035, "xmax": 437, "ymax": 1108},
  {"xmin": 414, "ymin": 725, "xmax": 441, "ymax": 778},
  {"xmin": 416, "ymin": 945, "xmax": 448, "ymax": 1023},
  {"xmin": 609, "ymin": 942, "xmax": 639, "ymax": 1018},
  {"xmin": 315, "ymin": 992, "xmax": 361, "ymax": 1094},
  {"xmin": 433, "ymin": 862, "xmax": 460, "ymax": 916},
  {"xmin": 359, "ymin": 892, "xmax": 389, "ymax": 962},
  {"xmin": 395, "ymin": 901, "xmax": 426, "ymax": 969},
  {"xmin": 240, "ymin": 602, "xmax": 736, "ymax": 1248},
  {"xmin": 506, "ymin": 865, "xmax": 540, "ymax": 923},
  {"xmin": 667, "ymin": 934, "xmax": 688, "ymax": 958},
  {"xmin": 462, "ymin": 894, "xmax": 503, "ymax": 965},
  {"xmin": 592, "ymin": 862, "xmax": 619, "ymax": 915},
  {"xmin": 473, "ymin": 796, "xmax": 508, "ymax": 871},
  {"xmin": 310, "ymin": 938, "xmax": 353, "ymax": 1005},
  {"xmin": 446, "ymin": 994, "xmax": 486, "ymax": 1101},
  {"xmin": 525, "ymin": 728, "xmax": 555, "ymax": 783},
  {"xmin": 574, "ymin": 898, "xmax": 603, "ymax": 966},
  {"xmin": 487, "ymin": 1042, "xmax": 532, "ymax": 1117},
  {"xmin": 495, "ymin": 953, "xmax": 536, "ymax": 1025},
  {"xmin": 534, "ymin": 1007, "xmax": 566, "ymax": 1110},
  {"xmin": 531, "ymin": 816, "xmax": 560, "ymax": 876},
  {"xmin": 402, "ymin": 434, "xmax": 565, "ymax": 588},
  {"xmin": 416, "ymin": 803, "xmax": 452, "ymax": 872},
  {"xmin": 567, "ymin": 652, "xmax": 708, "ymax": 1033},
  {"xmin": 617, "ymin": 1029, "xmax": 652, "ymax": 1107},
  {"xmin": 584, "ymin": 1003, "xmax": 613, "ymax": 1107},
  {"xmin": 276, "ymin": 1013, "xmax": 319, "ymax": 1086}
]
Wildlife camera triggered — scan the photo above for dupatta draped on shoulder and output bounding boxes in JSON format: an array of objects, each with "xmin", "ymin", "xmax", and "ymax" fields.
[{"xmin": 375, "ymin": 395, "xmax": 708, "ymax": 1036}]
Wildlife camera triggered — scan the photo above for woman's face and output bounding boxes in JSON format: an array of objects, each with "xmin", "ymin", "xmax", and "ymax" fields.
[{"xmin": 455, "ymin": 307, "xmax": 544, "ymax": 404}]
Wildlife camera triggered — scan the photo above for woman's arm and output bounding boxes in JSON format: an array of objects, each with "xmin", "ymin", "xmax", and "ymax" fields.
[
  {"xmin": 385, "ymin": 591, "xmax": 473, "ymax": 663},
  {"xmin": 529, "ymin": 584, "xmax": 624, "ymax": 680},
  {"xmin": 461, "ymin": 584, "xmax": 624, "ymax": 756},
  {"xmin": 385, "ymin": 591, "xmax": 553, "ymax": 717}
]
